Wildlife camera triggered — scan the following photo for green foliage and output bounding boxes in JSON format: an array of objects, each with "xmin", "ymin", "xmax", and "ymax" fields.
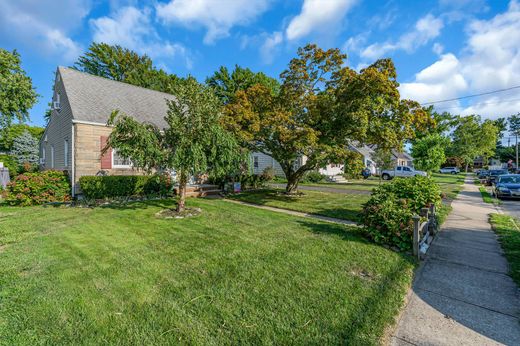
[
  {"xmin": 74, "ymin": 42, "xmax": 182, "ymax": 94},
  {"xmin": 343, "ymin": 150, "xmax": 364, "ymax": 179},
  {"xmin": 411, "ymin": 133, "xmax": 449, "ymax": 172},
  {"xmin": 10, "ymin": 130, "xmax": 39, "ymax": 166},
  {"xmin": 0, "ymin": 154, "xmax": 18, "ymax": 178},
  {"xmin": 302, "ymin": 171, "xmax": 326, "ymax": 183},
  {"xmin": 206, "ymin": 65, "xmax": 280, "ymax": 104},
  {"xmin": 5, "ymin": 170, "xmax": 71, "ymax": 206},
  {"xmin": 372, "ymin": 148, "xmax": 394, "ymax": 172},
  {"xmin": 449, "ymin": 115, "xmax": 499, "ymax": 170},
  {"xmin": 224, "ymin": 44, "xmax": 432, "ymax": 193},
  {"xmin": 79, "ymin": 174, "xmax": 173, "ymax": 200},
  {"xmin": 509, "ymin": 113, "xmax": 520, "ymax": 135},
  {"xmin": 261, "ymin": 166, "xmax": 275, "ymax": 182},
  {"xmin": 489, "ymin": 214, "xmax": 520, "ymax": 285},
  {"xmin": 362, "ymin": 176, "xmax": 441, "ymax": 250},
  {"xmin": 0, "ymin": 124, "xmax": 44, "ymax": 152},
  {"xmin": 107, "ymin": 78, "xmax": 244, "ymax": 212},
  {"xmin": 0, "ymin": 49, "xmax": 38, "ymax": 128}
]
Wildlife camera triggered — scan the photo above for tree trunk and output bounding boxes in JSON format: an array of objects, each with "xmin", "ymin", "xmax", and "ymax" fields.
[
  {"xmin": 285, "ymin": 175, "xmax": 300, "ymax": 194},
  {"xmin": 465, "ymin": 162, "xmax": 469, "ymax": 173},
  {"xmin": 176, "ymin": 171, "xmax": 187, "ymax": 212}
]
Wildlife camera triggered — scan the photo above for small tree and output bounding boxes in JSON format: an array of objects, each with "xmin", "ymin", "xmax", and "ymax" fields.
[
  {"xmin": 343, "ymin": 150, "xmax": 364, "ymax": 179},
  {"xmin": 0, "ymin": 49, "xmax": 38, "ymax": 129},
  {"xmin": 106, "ymin": 78, "xmax": 244, "ymax": 213},
  {"xmin": 10, "ymin": 130, "xmax": 39, "ymax": 166},
  {"xmin": 372, "ymin": 147, "xmax": 393, "ymax": 182},
  {"xmin": 411, "ymin": 133, "xmax": 449, "ymax": 172}
]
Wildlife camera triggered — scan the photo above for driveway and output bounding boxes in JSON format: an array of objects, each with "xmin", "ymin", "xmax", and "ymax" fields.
[{"xmin": 268, "ymin": 183, "xmax": 371, "ymax": 195}]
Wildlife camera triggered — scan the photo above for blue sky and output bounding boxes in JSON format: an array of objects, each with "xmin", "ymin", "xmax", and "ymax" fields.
[{"xmin": 1, "ymin": 0, "xmax": 519, "ymax": 128}]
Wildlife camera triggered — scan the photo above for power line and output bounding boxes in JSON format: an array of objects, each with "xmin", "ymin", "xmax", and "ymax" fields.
[
  {"xmin": 420, "ymin": 85, "xmax": 520, "ymax": 105},
  {"xmin": 432, "ymin": 97, "xmax": 520, "ymax": 111}
]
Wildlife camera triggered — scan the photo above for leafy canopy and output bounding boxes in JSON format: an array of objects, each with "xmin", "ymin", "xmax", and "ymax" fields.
[
  {"xmin": 10, "ymin": 130, "xmax": 39, "ymax": 165},
  {"xmin": 74, "ymin": 42, "xmax": 182, "ymax": 94},
  {"xmin": 106, "ymin": 78, "xmax": 244, "ymax": 211},
  {"xmin": 0, "ymin": 124, "xmax": 44, "ymax": 152},
  {"xmin": 411, "ymin": 133, "xmax": 450, "ymax": 172},
  {"xmin": 0, "ymin": 49, "xmax": 38, "ymax": 128},
  {"xmin": 223, "ymin": 44, "xmax": 431, "ymax": 192},
  {"xmin": 206, "ymin": 65, "xmax": 280, "ymax": 104}
]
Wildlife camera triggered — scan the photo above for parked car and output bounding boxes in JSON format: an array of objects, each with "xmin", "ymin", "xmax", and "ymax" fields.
[
  {"xmin": 486, "ymin": 169, "xmax": 509, "ymax": 185},
  {"xmin": 493, "ymin": 174, "xmax": 520, "ymax": 199},
  {"xmin": 439, "ymin": 167, "xmax": 460, "ymax": 174},
  {"xmin": 477, "ymin": 170, "xmax": 489, "ymax": 180},
  {"xmin": 381, "ymin": 166, "xmax": 427, "ymax": 180}
]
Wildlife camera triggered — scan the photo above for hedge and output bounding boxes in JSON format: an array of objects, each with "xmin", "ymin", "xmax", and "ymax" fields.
[
  {"xmin": 79, "ymin": 174, "xmax": 173, "ymax": 200},
  {"xmin": 5, "ymin": 170, "xmax": 71, "ymax": 206}
]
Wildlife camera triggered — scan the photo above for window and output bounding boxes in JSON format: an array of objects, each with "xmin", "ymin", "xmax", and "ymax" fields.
[
  {"xmin": 253, "ymin": 156, "xmax": 259, "ymax": 169},
  {"xmin": 403, "ymin": 167, "xmax": 411, "ymax": 172},
  {"xmin": 42, "ymin": 147, "xmax": 46, "ymax": 162},
  {"xmin": 50, "ymin": 145, "xmax": 55, "ymax": 168},
  {"xmin": 64, "ymin": 139, "xmax": 69, "ymax": 167},
  {"xmin": 397, "ymin": 166, "xmax": 402, "ymax": 171},
  {"xmin": 112, "ymin": 150, "xmax": 131, "ymax": 168}
]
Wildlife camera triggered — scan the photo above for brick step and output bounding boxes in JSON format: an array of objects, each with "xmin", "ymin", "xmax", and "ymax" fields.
[
  {"xmin": 174, "ymin": 184, "xmax": 220, "ymax": 194},
  {"xmin": 185, "ymin": 189, "xmax": 222, "ymax": 198}
]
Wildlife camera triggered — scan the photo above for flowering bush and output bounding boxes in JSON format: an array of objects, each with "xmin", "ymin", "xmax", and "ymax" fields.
[
  {"xmin": 362, "ymin": 176, "xmax": 441, "ymax": 251},
  {"xmin": 5, "ymin": 170, "xmax": 71, "ymax": 206}
]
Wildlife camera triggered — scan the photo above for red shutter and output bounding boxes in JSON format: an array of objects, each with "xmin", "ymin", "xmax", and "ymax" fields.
[{"xmin": 100, "ymin": 136, "xmax": 112, "ymax": 169}]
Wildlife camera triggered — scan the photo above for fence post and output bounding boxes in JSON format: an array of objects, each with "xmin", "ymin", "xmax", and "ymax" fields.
[{"xmin": 412, "ymin": 215, "xmax": 420, "ymax": 259}]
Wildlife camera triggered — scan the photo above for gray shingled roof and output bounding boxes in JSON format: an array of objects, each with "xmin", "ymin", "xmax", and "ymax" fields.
[{"xmin": 59, "ymin": 66, "xmax": 175, "ymax": 128}]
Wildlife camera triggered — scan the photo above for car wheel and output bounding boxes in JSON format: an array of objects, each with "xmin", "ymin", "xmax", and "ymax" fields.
[
  {"xmin": 382, "ymin": 174, "xmax": 390, "ymax": 180},
  {"xmin": 451, "ymin": 171, "xmax": 456, "ymax": 174}
]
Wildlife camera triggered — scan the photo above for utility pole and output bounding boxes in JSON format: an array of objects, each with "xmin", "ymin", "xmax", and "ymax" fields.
[{"xmin": 516, "ymin": 134, "xmax": 518, "ymax": 171}]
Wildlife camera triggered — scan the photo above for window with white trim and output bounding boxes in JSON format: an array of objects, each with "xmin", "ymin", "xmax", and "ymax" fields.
[
  {"xmin": 112, "ymin": 150, "xmax": 132, "ymax": 168},
  {"xmin": 253, "ymin": 155, "xmax": 259, "ymax": 169},
  {"xmin": 42, "ymin": 146, "xmax": 46, "ymax": 162},
  {"xmin": 64, "ymin": 139, "xmax": 69, "ymax": 167},
  {"xmin": 50, "ymin": 145, "xmax": 55, "ymax": 168}
]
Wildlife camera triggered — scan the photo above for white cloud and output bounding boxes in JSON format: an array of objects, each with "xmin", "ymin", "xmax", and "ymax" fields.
[
  {"xmin": 400, "ymin": 1, "xmax": 520, "ymax": 119},
  {"xmin": 260, "ymin": 31, "xmax": 283, "ymax": 64},
  {"xmin": 155, "ymin": 0, "xmax": 271, "ymax": 44},
  {"xmin": 90, "ymin": 6, "xmax": 193, "ymax": 69},
  {"xmin": 361, "ymin": 14, "xmax": 444, "ymax": 59},
  {"xmin": 0, "ymin": 0, "xmax": 88, "ymax": 62},
  {"xmin": 432, "ymin": 42, "xmax": 444, "ymax": 55},
  {"xmin": 286, "ymin": 0, "xmax": 358, "ymax": 41}
]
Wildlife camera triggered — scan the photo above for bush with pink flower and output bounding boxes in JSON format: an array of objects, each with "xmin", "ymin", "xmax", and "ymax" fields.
[{"xmin": 5, "ymin": 170, "xmax": 71, "ymax": 206}]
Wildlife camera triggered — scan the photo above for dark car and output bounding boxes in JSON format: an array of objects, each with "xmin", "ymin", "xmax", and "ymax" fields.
[
  {"xmin": 477, "ymin": 170, "xmax": 489, "ymax": 180},
  {"xmin": 493, "ymin": 174, "xmax": 520, "ymax": 199},
  {"xmin": 486, "ymin": 169, "xmax": 509, "ymax": 185}
]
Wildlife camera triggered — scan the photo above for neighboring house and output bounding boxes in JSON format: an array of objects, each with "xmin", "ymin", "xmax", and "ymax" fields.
[
  {"xmin": 392, "ymin": 150, "xmax": 414, "ymax": 167},
  {"xmin": 349, "ymin": 143, "xmax": 414, "ymax": 174},
  {"xmin": 40, "ymin": 67, "xmax": 176, "ymax": 196},
  {"xmin": 251, "ymin": 151, "xmax": 343, "ymax": 178}
]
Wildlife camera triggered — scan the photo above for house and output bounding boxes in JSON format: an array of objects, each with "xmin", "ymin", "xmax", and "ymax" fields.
[
  {"xmin": 349, "ymin": 143, "xmax": 414, "ymax": 174},
  {"xmin": 40, "ymin": 67, "xmax": 177, "ymax": 196},
  {"xmin": 251, "ymin": 152, "xmax": 343, "ymax": 178}
]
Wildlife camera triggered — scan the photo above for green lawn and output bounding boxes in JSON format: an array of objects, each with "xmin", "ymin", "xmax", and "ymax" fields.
[
  {"xmin": 0, "ymin": 199, "xmax": 414, "ymax": 344},
  {"xmin": 230, "ymin": 189, "xmax": 370, "ymax": 222},
  {"xmin": 479, "ymin": 186, "xmax": 499, "ymax": 204},
  {"xmin": 489, "ymin": 214, "xmax": 520, "ymax": 285}
]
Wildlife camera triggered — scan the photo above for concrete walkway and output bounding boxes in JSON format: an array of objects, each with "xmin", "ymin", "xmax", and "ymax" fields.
[
  {"xmin": 390, "ymin": 178, "xmax": 520, "ymax": 345},
  {"xmin": 223, "ymin": 198, "xmax": 359, "ymax": 226}
]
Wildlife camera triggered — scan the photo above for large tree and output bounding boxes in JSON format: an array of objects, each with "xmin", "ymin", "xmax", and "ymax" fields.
[
  {"xmin": 0, "ymin": 124, "xmax": 44, "ymax": 152},
  {"xmin": 74, "ymin": 42, "xmax": 181, "ymax": 94},
  {"xmin": 0, "ymin": 49, "xmax": 38, "ymax": 129},
  {"xmin": 411, "ymin": 133, "xmax": 450, "ymax": 172},
  {"xmin": 449, "ymin": 115, "xmax": 499, "ymax": 171},
  {"xmin": 206, "ymin": 65, "xmax": 280, "ymax": 104},
  {"xmin": 223, "ymin": 44, "xmax": 430, "ymax": 193},
  {"xmin": 106, "ymin": 78, "xmax": 243, "ymax": 213}
]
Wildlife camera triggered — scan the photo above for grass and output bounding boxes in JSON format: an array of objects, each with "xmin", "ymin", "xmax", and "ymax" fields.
[
  {"xmin": 0, "ymin": 199, "xmax": 415, "ymax": 345},
  {"xmin": 229, "ymin": 189, "xmax": 370, "ymax": 222},
  {"xmin": 489, "ymin": 214, "xmax": 520, "ymax": 285},
  {"xmin": 479, "ymin": 186, "xmax": 499, "ymax": 204}
]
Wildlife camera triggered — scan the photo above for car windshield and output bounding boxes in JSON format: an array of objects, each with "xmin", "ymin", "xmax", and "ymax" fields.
[
  {"xmin": 499, "ymin": 175, "xmax": 520, "ymax": 184},
  {"xmin": 491, "ymin": 170, "xmax": 508, "ymax": 175}
]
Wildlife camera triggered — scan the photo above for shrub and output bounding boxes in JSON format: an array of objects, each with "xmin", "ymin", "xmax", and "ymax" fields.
[
  {"xmin": 343, "ymin": 151, "xmax": 364, "ymax": 179},
  {"xmin": 302, "ymin": 171, "xmax": 325, "ymax": 183},
  {"xmin": 0, "ymin": 154, "xmax": 19, "ymax": 178},
  {"xmin": 261, "ymin": 166, "xmax": 276, "ymax": 182},
  {"xmin": 5, "ymin": 170, "xmax": 71, "ymax": 206},
  {"xmin": 362, "ymin": 176, "xmax": 441, "ymax": 251},
  {"xmin": 79, "ymin": 174, "xmax": 173, "ymax": 200}
]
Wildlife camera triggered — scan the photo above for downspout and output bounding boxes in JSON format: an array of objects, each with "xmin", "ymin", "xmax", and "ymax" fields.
[{"xmin": 71, "ymin": 122, "xmax": 75, "ymax": 198}]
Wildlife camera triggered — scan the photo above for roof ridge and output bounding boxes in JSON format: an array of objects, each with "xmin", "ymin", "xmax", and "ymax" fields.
[{"xmin": 57, "ymin": 66, "xmax": 177, "ymax": 99}]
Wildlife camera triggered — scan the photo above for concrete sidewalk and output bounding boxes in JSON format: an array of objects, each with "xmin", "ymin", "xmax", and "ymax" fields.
[{"xmin": 390, "ymin": 178, "xmax": 520, "ymax": 345}]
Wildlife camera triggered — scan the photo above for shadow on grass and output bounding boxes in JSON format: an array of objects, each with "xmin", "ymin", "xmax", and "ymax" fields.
[
  {"xmin": 230, "ymin": 189, "xmax": 364, "ymax": 222},
  {"xmin": 98, "ymin": 198, "xmax": 176, "ymax": 211},
  {"xmin": 295, "ymin": 219, "xmax": 366, "ymax": 241}
]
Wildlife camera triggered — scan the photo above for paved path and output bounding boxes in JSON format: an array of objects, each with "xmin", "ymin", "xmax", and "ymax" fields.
[
  {"xmin": 268, "ymin": 183, "xmax": 371, "ymax": 195},
  {"xmin": 223, "ymin": 198, "xmax": 359, "ymax": 226},
  {"xmin": 390, "ymin": 178, "xmax": 520, "ymax": 346}
]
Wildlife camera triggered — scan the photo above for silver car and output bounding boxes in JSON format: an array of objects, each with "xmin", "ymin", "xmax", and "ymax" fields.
[{"xmin": 439, "ymin": 167, "xmax": 460, "ymax": 174}]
